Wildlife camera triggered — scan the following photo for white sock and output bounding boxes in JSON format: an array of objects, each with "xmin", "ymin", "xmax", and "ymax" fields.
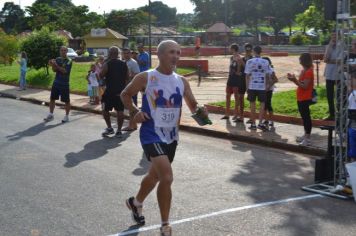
[
  {"xmin": 133, "ymin": 198, "xmax": 142, "ymax": 207},
  {"xmin": 49, "ymin": 112, "xmax": 53, "ymax": 116},
  {"xmin": 161, "ymin": 221, "xmax": 169, "ymax": 226}
]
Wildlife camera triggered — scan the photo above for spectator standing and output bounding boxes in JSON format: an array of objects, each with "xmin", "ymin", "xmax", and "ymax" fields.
[
  {"xmin": 287, "ymin": 53, "xmax": 315, "ymax": 146},
  {"xmin": 324, "ymin": 31, "xmax": 342, "ymax": 121},
  {"xmin": 263, "ymin": 57, "xmax": 278, "ymax": 128},
  {"xmin": 122, "ymin": 48, "xmax": 140, "ymax": 131},
  {"xmin": 95, "ymin": 55, "xmax": 105, "ymax": 100},
  {"xmin": 87, "ymin": 64, "xmax": 100, "ymax": 105},
  {"xmin": 17, "ymin": 52, "xmax": 28, "ymax": 91},
  {"xmin": 244, "ymin": 46, "xmax": 271, "ymax": 131},
  {"xmin": 44, "ymin": 46, "xmax": 72, "ymax": 123},
  {"xmin": 243, "ymin": 43, "xmax": 254, "ymax": 124},
  {"xmin": 137, "ymin": 44, "xmax": 150, "ymax": 72},
  {"xmin": 99, "ymin": 47, "xmax": 129, "ymax": 137},
  {"xmin": 222, "ymin": 44, "xmax": 245, "ymax": 121}
]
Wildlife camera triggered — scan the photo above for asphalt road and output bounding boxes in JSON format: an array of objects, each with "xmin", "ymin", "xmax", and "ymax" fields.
[{"xmin": 1, "ymin": 97, "xmax": 356, "ymax": 236}]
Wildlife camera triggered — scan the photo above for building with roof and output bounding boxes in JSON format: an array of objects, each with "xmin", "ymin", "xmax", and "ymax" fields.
[
  {"xmin": 83, "ymin": 28, "xmax": 128, "ymax": 57},
  {"xmin": 205, "ymin": 22, "xmax": 232, "ymax": 46}
]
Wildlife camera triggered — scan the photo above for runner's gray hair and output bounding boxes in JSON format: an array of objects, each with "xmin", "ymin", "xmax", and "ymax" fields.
[{"xmin": 157, "ymin": 40, "xmax": 179, "ymax": 55}]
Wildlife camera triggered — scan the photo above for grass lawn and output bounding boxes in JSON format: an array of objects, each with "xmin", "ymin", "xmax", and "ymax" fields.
[
  {"xmin": 0, "ymin": 63, "xmax": 195, "ymax": 94},
  {"xmin": 210, "ymin": 87, "xmax": 329, "ymax": 119}
]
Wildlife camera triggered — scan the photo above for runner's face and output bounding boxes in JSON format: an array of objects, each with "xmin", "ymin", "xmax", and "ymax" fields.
[
  {"xmin": 160, "ymin": 44, "xmax": 181, "ymax": 68},
  {"xmin": 60, "ymin": 47, "xmax": 68, "ymax": 58}
]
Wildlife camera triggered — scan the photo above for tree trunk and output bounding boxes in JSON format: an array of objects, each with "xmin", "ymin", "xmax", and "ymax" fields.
[{"xmin": 46, "ymin": 65, "xmax": 49, "ymax": 75}]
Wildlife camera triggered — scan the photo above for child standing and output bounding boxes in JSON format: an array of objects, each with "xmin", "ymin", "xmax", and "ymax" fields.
[{"xmin": 87, "ymin": 64, "xmax": 99, "ymax": 105}]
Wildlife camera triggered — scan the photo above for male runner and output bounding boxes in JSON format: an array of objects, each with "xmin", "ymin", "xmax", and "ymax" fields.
[
  {"xmin": 121, "ymin": 40, "xmax": 208, "ymax": 236},
  {"xmin": 44, "ymin": 46, "xmax": 72, "ymax": 123}
]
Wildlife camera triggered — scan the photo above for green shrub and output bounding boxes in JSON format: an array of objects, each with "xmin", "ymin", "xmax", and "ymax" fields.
[
  {"xmin": 20, "ymin": 27, "xmax": 67, "ymax": 74},
  {"xmin": 290, "ymin": 34, "xmax": 312, "ymax": 45}
]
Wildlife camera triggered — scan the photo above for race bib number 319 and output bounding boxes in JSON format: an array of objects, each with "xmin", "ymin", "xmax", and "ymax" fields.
[{"xmin": 154, "ymin": 108, "xmax": 180, "ymax": 128}]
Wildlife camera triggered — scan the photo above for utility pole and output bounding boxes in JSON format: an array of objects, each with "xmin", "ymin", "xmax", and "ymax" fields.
[{"xmin": 148, "ymin": 0, "xmax": 152, "ymax": 66}]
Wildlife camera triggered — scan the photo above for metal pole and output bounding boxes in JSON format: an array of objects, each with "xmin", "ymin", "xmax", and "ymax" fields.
[
  {"xmin": 148, "ymin": 0, "xmax": 152, "ymax": 67},
  {"xmin": 224, "ymin": 0, "xmax": 228, "ymax": 56}
]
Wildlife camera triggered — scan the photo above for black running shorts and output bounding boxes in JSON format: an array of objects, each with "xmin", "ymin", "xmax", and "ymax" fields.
[
  {"xmin": 101, "ymin": 93, "xmax": 124, "ymax": 112},
  {"xmin": 50, "ymin": 85, "xmax": 70, "ymax": 103},
  {"xmin": 142, "ymin": 141, "xmax": 178, "ymax": 163}
]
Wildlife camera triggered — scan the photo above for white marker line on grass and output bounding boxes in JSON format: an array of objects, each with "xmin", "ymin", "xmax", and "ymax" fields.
[{"xmin": 110, "ymin": 194, "xmax": 322, "ymax": 236}]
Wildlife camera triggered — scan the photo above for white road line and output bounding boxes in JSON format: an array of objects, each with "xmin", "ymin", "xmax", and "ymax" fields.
[{"xmin": 109, "ymin": 194, "xmax": 323, "ymax": 236}]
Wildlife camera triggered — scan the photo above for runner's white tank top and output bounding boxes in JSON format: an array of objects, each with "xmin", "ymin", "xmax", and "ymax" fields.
[{"xmin": 140, "ymin": 69, "xmax": 185, "ymax": 145}]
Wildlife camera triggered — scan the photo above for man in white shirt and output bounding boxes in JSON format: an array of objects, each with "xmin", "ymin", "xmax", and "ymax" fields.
[
  {"xmin": 122, "ymin": 48, "xmax": 141, "ymax": 131},
  {"xmin": 244, "ymin": 46, "xmax": 271, "ymax": 130}
]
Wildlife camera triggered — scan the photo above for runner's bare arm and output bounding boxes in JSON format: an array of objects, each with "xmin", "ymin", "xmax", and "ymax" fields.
[
  {"xmin": 120, "ymin": 72, "xmax": 149, "ymax": 123},
  {"xmin": 181, "ymin": 77, "xmax": 199, "ymax": 113}
]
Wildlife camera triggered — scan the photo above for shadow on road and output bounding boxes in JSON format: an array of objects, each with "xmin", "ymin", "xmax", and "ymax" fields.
[
  {"xmin": 229, "ymin": 143, "xmax": 356, "ymax": 235},
  {"xmin": 64, "ymin": 133, "xmax": 130, "ymax": 168},
  {"xmin": 6, "ymin": 122, "xmax": 62, "ymax": 141},
  {"xmin": 132, "ymin": 152, "xmax": 150, "ymax": 176}
]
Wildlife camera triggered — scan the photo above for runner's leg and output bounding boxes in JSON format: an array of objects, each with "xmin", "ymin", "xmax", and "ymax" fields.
[
  {"xmin": 151, "ymin": 155, "xmax": 173, "ymax": 223},
  {"xmin": 136, "ymin": 165, "xmax": 159, "ymax": 203}
]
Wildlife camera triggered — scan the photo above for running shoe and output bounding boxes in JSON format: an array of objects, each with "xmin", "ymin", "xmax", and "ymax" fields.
[
  {"xmin": 296, "ymin": 135, "xmax": 305, "ymax": 143},
  {"xmin": 269, "ymin": 121, "xmax": 274, "ymax": 127},
  {"xmin": 263, "ymin": 120, "xmax": 269, "ymax": 126},
  {"xmin": 61, "ymin": 115, "xmax": 69, "ymax": 123},
  {"xmin": 44, "ymin": 114, "xmax": 54, "ymax": 122},
  {"xmin": 299, "ymin": 138, "xmax": 311, "ymax": 146},
  {"xmin": 115, "ymin": 131, "xmax": 123, "ymax": 137},
  {"xmin": 249, "ymin": 123, "xmax": 257, "ymax": 130},
  {"xmin": 246, "ymin": 119, "xmax": 253, "ymax": 124},
  {"xmin": 126, "ymin": 197, "xmax": 145, "ymax": 226},
  {"xmin": 257, "ymin": 123, "xmax": 268, "ymax": 131},
  {"xmin": 160, "ymin": 225, "xmax": 172, "ymax": 236},
  {"xmin": 234, "ymin": 117, "xmax": 244, "ymax": 123},
  {"xmin": 102, "ymin": 127, "xmax": 114, "ymax": 137}
]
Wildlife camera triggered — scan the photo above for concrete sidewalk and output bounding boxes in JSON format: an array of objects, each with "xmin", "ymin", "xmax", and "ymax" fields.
[{"xmin": 0, "ymin": 83, "xmax": 328, "ymax": 156}]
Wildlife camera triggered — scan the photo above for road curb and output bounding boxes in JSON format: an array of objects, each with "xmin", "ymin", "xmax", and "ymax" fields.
[
  {"xmin": 0, "ymin": 91, "xmax": 326, "ymax": 156},
  {"xmin": 179, "ymin": 124, "xmax": 326, "ymax": 157},
  {"xmin": 205, "ymin": 104, "xmax": 335, "ymax": 127}
]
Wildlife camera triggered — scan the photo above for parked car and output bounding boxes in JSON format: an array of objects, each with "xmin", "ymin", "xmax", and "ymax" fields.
[
  {"xmin": 239, "ymin": 31, "xmax": 255, "ymax": 37},
  {"xmin": 259, "ymin": 31, "xmax": 273, "ymax": 37},
  {"xmin": 67, "ymin": 48, "xmax": 78, "ymax": 59},
  {"xmin": 277, "ymin": 31, "xmax": 289, "ymax": 37}
]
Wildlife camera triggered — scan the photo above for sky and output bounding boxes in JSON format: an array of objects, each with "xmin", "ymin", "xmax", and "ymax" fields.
[{"xmin": 1, "ymin": 0, "xmax": 195, "ymax": 14}]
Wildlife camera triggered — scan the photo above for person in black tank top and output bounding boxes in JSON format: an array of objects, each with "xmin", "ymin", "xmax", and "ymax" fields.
[
  {"xmin": 99, "ymin": 46, "xmax": 129, "ymax": 137},
  {"xmin": 222, "ymin": 44, "xmax": 245, "ymax": 122}
]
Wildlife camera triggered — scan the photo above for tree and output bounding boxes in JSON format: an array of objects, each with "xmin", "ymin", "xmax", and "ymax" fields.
[
  {"xmin": 106, "ymin": 9, "xmax": 150, "ymax": 35},
  {"xmin": 0, "ymin": 2, "xmax": 26, "ymax": 34},
  {"xmin": 0, "ymin": 30, "xmax": 18, "ymax": 65},
  {"xmin": 190, "ymin": 0, "xmax": 313, "ymax": 35},
  {"xmin": 261, "ymin": 0, "xmax": 309, "ymax": 36},
  {"xmin": 58, "ymin": 5, "xmax": 105, "ymax": 37},
  {"xmin": 20, "ymin": 27, "xmax": 66, "ymax": 74},
  {"xmin": 295, "ymin": 4, "xmax": 333, "ymax": 33},
  {"xmin": 32, "ymin": 0, "xmax": 74, "ymax": 8},
  {"xmin": 26, "ymin": 3, "xmax": 59, "ymax": 30},
  {"xmin": 139, "ymin": 1, "xmax": 177, "ymax": 27}
]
